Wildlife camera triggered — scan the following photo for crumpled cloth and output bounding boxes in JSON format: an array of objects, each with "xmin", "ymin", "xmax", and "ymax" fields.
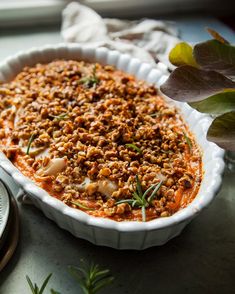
[{"xmin": 61, "ymin": 2, "xmax": 180, "ymax": 68}]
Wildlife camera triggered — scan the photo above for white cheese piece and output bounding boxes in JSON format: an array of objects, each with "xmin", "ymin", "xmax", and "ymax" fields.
[
  {"xmin": 37, "ymin": 158, "xmax": 66, "ymax": 176},
  {"xmin": 77, "ymin": 177, "xmax": 92, "ymax": 191},
  {"xmin": 97, "ymin": 180, "xmax": 117, "ymax": 198},
  {"xmin": 156, "ymin": 172, "xmax": 166, "ymax": 182},
  {"xmin": 76, "ymin": 177, "xmax": 117, "ymax": 197}
]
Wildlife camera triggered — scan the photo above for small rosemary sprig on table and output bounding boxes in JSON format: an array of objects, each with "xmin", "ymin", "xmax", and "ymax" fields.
[
  {"xmin": 26, "ymin": 261, "xmax": 113, "ymax": 294},
  {"xmin": 115, "ymin": 175, "xmax": 163, "ymax": 222},
  {"xmin": 26, "ymin": 273, "xmax": 59, "ymax": 294},
  {"xmin": 79, "ymin": 65, "xmax": 100, "ymax": 88},
  {"xmin": 69, "ymin": 260, "xmax": 114, "ymax": 294}
]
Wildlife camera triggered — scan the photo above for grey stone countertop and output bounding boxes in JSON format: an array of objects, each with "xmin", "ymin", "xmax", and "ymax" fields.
[{"xmin": 0, "ymin": 14, "xmax": 235, "ymax": 294}]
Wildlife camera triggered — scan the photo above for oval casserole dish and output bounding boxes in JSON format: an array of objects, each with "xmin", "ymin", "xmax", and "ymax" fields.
[{"xmin": 0, "ymin": 44, "xmax": 225, "ymax": 249}]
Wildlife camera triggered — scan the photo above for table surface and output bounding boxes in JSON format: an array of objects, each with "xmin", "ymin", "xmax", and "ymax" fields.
[{"xmin": 0, "ymin": 14, "xmax": 235, "ymax": 294}]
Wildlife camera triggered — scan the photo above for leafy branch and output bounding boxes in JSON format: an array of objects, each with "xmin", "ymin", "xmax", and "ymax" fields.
[
  {"xmin": 68, "ymin": 261, "xmax": 114, "ymax": 294},
  {"xmin": 26, "ymin": 261, "xmax": 113, "ymax": 294},
  {"xmin": 26, "ymin": 273, "xmax": 59, "ymax": 294},
  {"xmin": 160, "ymin": 28, "xmax": 235, "ymax": 151},
  {"xmin": 115, "ymin": 175, "xmax": 163, "ymax": 222}
]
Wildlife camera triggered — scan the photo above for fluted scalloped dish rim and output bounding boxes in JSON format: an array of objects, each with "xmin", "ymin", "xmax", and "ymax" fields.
[{"xmin": 0, "ymin": 44, "xmax": 225, "ymax": 240}]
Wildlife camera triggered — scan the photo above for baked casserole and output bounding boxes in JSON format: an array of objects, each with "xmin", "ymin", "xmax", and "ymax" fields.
[{"xmin": 0, "ymin": 60, "xmax": 202, "ymax": 222}]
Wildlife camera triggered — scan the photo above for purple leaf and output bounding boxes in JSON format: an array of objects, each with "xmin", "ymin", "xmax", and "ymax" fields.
[
  {"xmin": 194, "ymin": 40, "xmax": 235, "ymax": 76},
  {"xmin": 207, "ymin": 111, "xmax": 235, "ymax": 151},
  {"xmin": 160, "ymin": 65, "xmax": 235, "ymax": 102}
]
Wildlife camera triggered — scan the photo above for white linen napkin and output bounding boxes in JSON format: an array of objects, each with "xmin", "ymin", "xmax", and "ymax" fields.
[{"xmin": 61, "ymin": 2, "xmax": 181, "ymax": 69}]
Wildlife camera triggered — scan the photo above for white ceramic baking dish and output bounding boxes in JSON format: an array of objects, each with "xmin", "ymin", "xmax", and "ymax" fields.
[{"xmin": 0, "ymin": 44, "xmax": 225, "ymax": 249}]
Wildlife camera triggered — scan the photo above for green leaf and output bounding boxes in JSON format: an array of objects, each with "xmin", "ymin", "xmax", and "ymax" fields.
[
  {"xmin": 26, "ymin": 274, "xmax": 52, "ymax": 294},
  {"xmin": 92, "ymin": 269, "xmax": 110, "ymax": 278},
  {"xmin": 68, "ymin": 266, "xmax": 86, "ymax": 284},
  {"xmin": 115, "ymin": 199, "xmax": 134, "ymax": 205},
  {"xmin": 35, "ymin": 285, "xmax": 39, "ymax": 293},
  {"xmin": 189, "ymin": 90, "xmax": 235, "ymax": 114},
  {"xmin": 149, "ymin": 113, "xmax": 159, "ymax": 118},
  {"xmin": 135, "ymin": 175, "xmax": 143, "ymax": 197},
  {"xmin": 26, "ymin": 134, "xmax": 35, "ymax": 155},
  {"xmin": 207, "ymin": 111, "xmax": 235, "ymax": 151},
  {"xmin": 142, "ymin": 181, "xmax": 162, "ymax": 201},
  {"xmin": 71, "ymin": 201, "xmax": 95, "ymax": 211},
  {"xmin": 132, "ymin": 199, "xmax": 138, "ymax": 207},
  {"xmin": 183, "ymin": 131, "xmax": 193, "ymax": 152},
  {"xmin": 147, "ymin": 181, "xmax": 163, "ymax": 203},
  {"xmin": 132, "ymin": 191, "xmax": 143, "ymax": 203},
  {"xmin": 39, "ymin": 273, "xmax": 52, "ymax": 294},
  {"xmin": 194, "ymin": 40, "xmax": 235, "ymax": 76},
  {"xmin": 160, "ymin": 65, "xmax": 235, "ymax": 102},
  {"xmin": 26, "ymin": 275, "xmax": 36, "ymax": 294},
  {"xmin": 142, "ymin": 184, "xmax": 157, "ymax": 200},
  {"xmin": 141, "ymin": 206, "xmax": 146, "ymax": 222},
  {"xmin": 50, "ymin": 113, "xmax": 68, "ymax": 120},
  {"xmin": 68, "ymin": 262, "xmax": 113, "ymax": 294},
  {"xmin": 125, "ymin": 143, "xmax": 142, "ymax": 154},
  {"xmin": 92, "ymin": 276, "xmax": 114, "ymax": 294},
  {"xmin": 169, "ymin": 42, "xmax": 198, "ymax": 68}
]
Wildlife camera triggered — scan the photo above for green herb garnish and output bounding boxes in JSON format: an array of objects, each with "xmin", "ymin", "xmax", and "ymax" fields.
[
  {"xmin": 26, "ymin": 134, "xmax": 35, "ymax": 155},
  {"xmin": 26, "ymin": 273, "xmax": 58, "ymax": 294},
  {"xmin": 149, "ymin": 113, "xmax": 158, "ymax": 117},
  {"xmin": 69, "ymin": 260, "xmax": 114, "ymax": 294},
  {"xmin": 50, "ymin": 113, "xmax": 68, "ymax": 120},
  {"xmin": 71, "ymin": 201, "xmax": 95, "ymax": 211},
  {"xmin": 161, "ymin": 150, "xmax": 171, "ymax": 154},
  {"xmin": 125, "ymin": 143, "xmax": 142, "ymax": 154},
  {"xmin": 183, "ymin": 131, "xmax": 192, "ymax": 152},
  {"xmin": 115, "ymin": 175, "xmax": 163, "ymax": 222},
  {"xmin": 79, "ymin": 65, "xmax": 100, "ymax": 88}
]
